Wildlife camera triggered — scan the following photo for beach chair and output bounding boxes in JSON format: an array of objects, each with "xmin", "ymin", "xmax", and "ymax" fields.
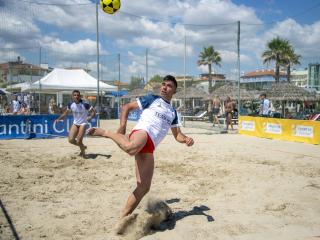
[{"xmin": 181, "ymin": 110, "xmax": 208, "ymax": 121}]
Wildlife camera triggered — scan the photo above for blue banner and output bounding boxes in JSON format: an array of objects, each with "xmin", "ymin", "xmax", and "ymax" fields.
[
  {"xmin": 0, "ymin": 115, "xmax": 97, "ymax": 139},
  {"xmin": 127, "ymin": 109, "xmax": 141, "ymax": 121}
]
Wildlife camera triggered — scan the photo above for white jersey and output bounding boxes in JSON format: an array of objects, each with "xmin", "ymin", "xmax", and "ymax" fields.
[
  {"xmin": 133, "ymin": 95, "xmax": 178, "ymax": 148},
  {"xmin": 261, "ymin": 99, "xmax": 270, "ymax": 115},
  {"xmin": 67, "ymin": 100, "xmax": 92, "ymax": 125},
  {"xmin": 12, "ymin": 100, "xmax": 21, "ymax": 113}
]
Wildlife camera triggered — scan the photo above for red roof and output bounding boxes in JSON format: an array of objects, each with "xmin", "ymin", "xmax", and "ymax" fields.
[
  {"xmin": 242, "ymin": 69, "xmax": 286, "ymax": 78},
  {"xmin": 0, "ymin": 62, "xmax": 46, "ymax": 71}
]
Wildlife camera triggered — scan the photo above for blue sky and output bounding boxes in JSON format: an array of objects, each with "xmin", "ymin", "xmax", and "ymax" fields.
[{"xmin": 0, "ymin": 0, "xmax": 320, "ymax": 82}]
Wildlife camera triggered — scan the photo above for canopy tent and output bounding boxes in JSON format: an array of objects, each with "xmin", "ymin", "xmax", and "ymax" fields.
[
  {"xmin": 0, "ymin": 88, "xmax": 11, "ymax": 95},
  {"xmin": 21, "ymin": 68, "xmax": 117, "ymax": 92}
]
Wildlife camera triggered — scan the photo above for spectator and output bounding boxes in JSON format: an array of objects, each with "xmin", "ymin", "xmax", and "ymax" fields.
[
  {"xmin": 212, "ymin": 96, "xmax": 221, "ymax": 127},
  {"xmin": 18, "ymin": 102, "xmax": 30, "ymax": 115},
  {"xmin": 12, "ymin": 95, "xmax": 21, "ymax": 115},
  {"xmin": 224, "ymin": 96, "xmax": 234, "ymax": 131},
  {"xmin": 48, "ymin": 98, "xmax": 58, "ymax": 114},
  {"xmin": 259, "ymin": 93, "xmax": 270, "ymax": 117}
]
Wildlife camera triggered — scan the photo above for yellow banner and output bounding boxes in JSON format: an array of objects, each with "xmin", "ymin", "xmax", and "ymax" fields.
[{"xmin": 239, "ymin": 116, "xmax": 320, "ymax": 145}]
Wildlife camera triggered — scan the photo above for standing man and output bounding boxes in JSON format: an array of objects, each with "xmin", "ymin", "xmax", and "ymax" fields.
[
  {"xmin": 87, "ymin": 75, "xmax": 194, "ymax": 218},
  {"xmin": 259, "ymin": 93, "xmax": 270, "ymax": 117},
  {"xmin": 12, "ymin": 95, "xmax": 21, "ymax": 115},
  {"xmin": 224, "ymin": 96, "xmax": 234, "ymax": 131},
  {"xmin": 212, "ymin": 96, "xmax": 221, "ymax": 127},
  {"xmin": 55, "ymin": 90, "xmax": 96, "ymax": 157}
]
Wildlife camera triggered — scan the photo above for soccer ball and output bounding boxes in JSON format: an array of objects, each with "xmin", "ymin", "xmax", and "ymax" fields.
[{"xmin": 100, "ymin": 0, "xmax": 121, "ymax": 14}]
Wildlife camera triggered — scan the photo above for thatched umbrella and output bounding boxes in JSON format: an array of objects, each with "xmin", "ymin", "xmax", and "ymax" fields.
[
  {"xmin": 266, "ymin": 82, "xmax": 318, "ymax": 101},
  {"xmin": 209, "ymin": 84, "xmax": 259, "ymax": 101},
  {"xmin": 266, "ymin": 83, "xmax": 319, "ymax": 117},
  {"xmin": 173, "ymin": 87, "xmax": 209, "ymax": 114},
  {"xmin": 174, "ymin": 87, "xmax": 209, "ymax": 99}
]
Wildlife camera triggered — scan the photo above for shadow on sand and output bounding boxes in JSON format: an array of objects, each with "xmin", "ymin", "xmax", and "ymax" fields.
[
  {"xmin": 84, "ymin": 153, "xmax": 112, "ymax": 159},
  {"xmin": 156, "ymin": 198, "xmax": 215, "ymax": 231}
]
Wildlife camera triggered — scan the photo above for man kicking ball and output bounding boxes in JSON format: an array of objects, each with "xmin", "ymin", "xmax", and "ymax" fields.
[{"xmin": 87, "ymin": 75, "xmax": 194, "ymax": 218}]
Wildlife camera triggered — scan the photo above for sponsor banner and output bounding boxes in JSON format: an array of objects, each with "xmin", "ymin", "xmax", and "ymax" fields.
[
  {"xmin": 127, "ymin": 110, "xmax": 141, "ymax": 121},
  {"xmin": 0, "ymin": 115, "xmax": 97, "ymax": 139},
  {"xmin": 240, "ymin": 120, "xmax": 255, "ymax": 131},
  {"xmin": 239, "ymin": 116, "xmax": 320, "ymax": 145},
  {"xmin": 264, "ymin": 122, "xmax": 282, "ymax": 134},
  {"xmin": 292, "ymin": 125, "xmax": 313, "ymax": 138}
]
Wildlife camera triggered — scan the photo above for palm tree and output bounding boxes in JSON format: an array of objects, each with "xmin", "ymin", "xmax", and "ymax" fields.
[
  {"xmin": 283, "ymin": 46, "xmax": 301, "ymax": 83},
  {"xmin": 262, "ymin": 37, "xmax": 290, "ymax": 83},
  {"xmin": 198, "ymin": 46, "xmax": 221, "ymax": 93}
]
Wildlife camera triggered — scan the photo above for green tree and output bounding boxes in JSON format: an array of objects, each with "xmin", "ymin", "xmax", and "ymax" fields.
[
  {"xmin": 129, "ymin": 76, "xmax": 144, "ymax": 90},
  {"xmin": 262, "ymin": 37, "xmax": 290, "ymax": 83},
  {"xmin": 197, "ymin": 46, "xmax": 221, "ymax": 93},
  {"xmin": 148, "ymin": 74, "xmax": 163, "ymax": 83},
  {"xmin": 283, "ymin": 46, "xmax": 301, "ymax": 83}
]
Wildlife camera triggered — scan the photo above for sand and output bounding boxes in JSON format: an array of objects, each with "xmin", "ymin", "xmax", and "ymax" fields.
[{"xmin": 0, "ymin": 119, "xmax": 320, "ymax": 240}]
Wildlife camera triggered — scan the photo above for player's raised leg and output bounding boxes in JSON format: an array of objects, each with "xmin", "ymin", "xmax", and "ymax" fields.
[{"xmin": 87, "ymin": 127, "xmax": 148, "ymax": 156}]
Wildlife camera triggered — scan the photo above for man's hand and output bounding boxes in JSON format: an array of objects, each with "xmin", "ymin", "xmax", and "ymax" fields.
[
  {"xmin": 185, "ymin": 137, "xmax": 194, "ymax": 147},
  {"xmin": 54, "ymin": 119, "xmax": 61, "ymax": 124},
  {"xmin": 117, "ymin": 125, "xmax": 126, "ymax": 135}
]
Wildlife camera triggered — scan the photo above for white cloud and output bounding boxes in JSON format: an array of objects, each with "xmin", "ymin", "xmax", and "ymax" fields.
[
  {"xmin": 1, "ymin": 0, "xmax": 319, "ymax": 78},
  {"xmin": 220, "ymin": 50, "xmax": 251, "ymax": 64},
  {"xmin": 263, "ymin": 19, "xmax": 320, "ymax": 57}
]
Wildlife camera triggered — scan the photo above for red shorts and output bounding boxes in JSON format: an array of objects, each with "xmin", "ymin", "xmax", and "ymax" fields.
[{"xmin": 129, "ymin": 129, "xmax": 155, "ymax": 154}]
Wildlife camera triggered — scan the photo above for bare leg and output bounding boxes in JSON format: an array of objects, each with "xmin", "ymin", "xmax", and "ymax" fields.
[
  {"xmin": 68, "ymin": 124, "xmax": 79, "ymax": 146},
  {"xmin": 225, "ymin": 114, "xmax": 229, "ymax": 130},
  {"xmin": 214, "ymin": 115, "xmax": 220, "ymax": 127},
  {"xmin": 87, "ymin": 128, "xmax": 148, "ymax": 156},
  {"xmin": 121, "ymin": 153, "xmax": 154, "ymax": 218},
  {"xmin": 76, "ymin": 125, "xmax": 88, "ymax": 156}
]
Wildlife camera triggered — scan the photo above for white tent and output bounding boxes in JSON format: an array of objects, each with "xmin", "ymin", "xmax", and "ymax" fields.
[{"xmin": 22, "ymin": 68, "xmax": 116, "ymax": 92}]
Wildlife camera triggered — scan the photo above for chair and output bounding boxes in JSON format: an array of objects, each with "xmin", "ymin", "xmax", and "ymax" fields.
[{"xmin": 181, "ymin": 110, "xmax": 208, "ymax": 121}]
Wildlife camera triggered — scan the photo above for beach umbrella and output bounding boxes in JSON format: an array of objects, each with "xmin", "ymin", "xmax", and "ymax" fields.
[{"xmin": 266, "ymin": 82, "xmax": 318, "ymax": 101}]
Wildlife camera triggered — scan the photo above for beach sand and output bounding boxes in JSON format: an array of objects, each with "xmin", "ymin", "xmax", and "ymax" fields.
[{"xmin": 0, "ymin": 120, "xmax": 320, "ymax": 240}]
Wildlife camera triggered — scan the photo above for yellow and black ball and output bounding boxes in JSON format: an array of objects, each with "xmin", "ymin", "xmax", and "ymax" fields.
[{"xmin": 100, "ymin": 0, "xmax": 121, "ymax": 15}]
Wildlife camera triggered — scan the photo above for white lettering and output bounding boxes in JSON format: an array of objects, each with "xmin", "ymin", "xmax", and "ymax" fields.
[
  {"xmin": 53, "ymin": 122, "xmax": 64, "ymax": 133},
  {"xmin": 20, "ymin": 121, "xmax": 26, "ymax": 134},
  {"xmin": 44, "ymin": 120, "xmax": 48, "ymax": 134},
  {"xmin": 9, "ymin": 124, "xmax": 19, "ymax": 134},
  {"xmin": 33, "ymin": 123, "xmax": 43, "ymax": 134},
  {"xmin": 0, "ymin": 125, "xmax": 5, "ymax": 134}
]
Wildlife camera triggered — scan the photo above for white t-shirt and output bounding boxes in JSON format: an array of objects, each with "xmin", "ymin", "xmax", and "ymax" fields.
[
  {"xmin": 261, "ymin": 99, "xmax": 270, "ymax": 115},
  {"xmin": 133, "ymin": 95, "xmax": 178, "ymax": 148},
  {"xmin": 67, "ymin": 100, "xmax": 92, "ymax": 125},
  {"xmin": 12, "ymin": 100, "xmax": 21, "ymax": 113}
]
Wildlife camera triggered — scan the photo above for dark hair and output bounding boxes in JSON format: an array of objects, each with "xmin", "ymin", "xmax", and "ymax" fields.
[
  {"xmin": 163, "ymin": 75, "xmax": 177, "ymax": 89},
  {"xmin": 72, "ymin": 90, "xmax": 80, "ymax": 95},
  {"xmin": 260, "ymin": 93, "xmax": 266, "ymax": 97}
]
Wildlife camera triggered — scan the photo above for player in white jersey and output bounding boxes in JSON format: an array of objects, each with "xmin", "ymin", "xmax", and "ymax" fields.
[
  {"xmin": 55, "ymin": 90, "xmax": 96, "ymax": 157},
  {"xmin": 87, "ymin": 75, "xmax": 194, "ymax": 218}
]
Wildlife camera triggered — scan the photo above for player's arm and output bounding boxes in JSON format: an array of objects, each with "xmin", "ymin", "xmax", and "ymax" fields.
[
  {"xmin": 117, "ymin": 101, "xmax": 140, "ymax": 134},
  {"xmin": 171, "ymin": 127, "xmax": 194, "ymax": 146},
  {"xmin": 54, "ymin": 108, "xmax": 70, "ymax": 123}
]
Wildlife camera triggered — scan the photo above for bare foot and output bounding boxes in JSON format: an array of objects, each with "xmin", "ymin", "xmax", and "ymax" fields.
[
  {"xmin": 79, "ymin": 145, "xmax": 87, "ymax": 157},
  {"xmin": 86, "ymin": 127, "xmax": 107, "ymax": 137}
]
